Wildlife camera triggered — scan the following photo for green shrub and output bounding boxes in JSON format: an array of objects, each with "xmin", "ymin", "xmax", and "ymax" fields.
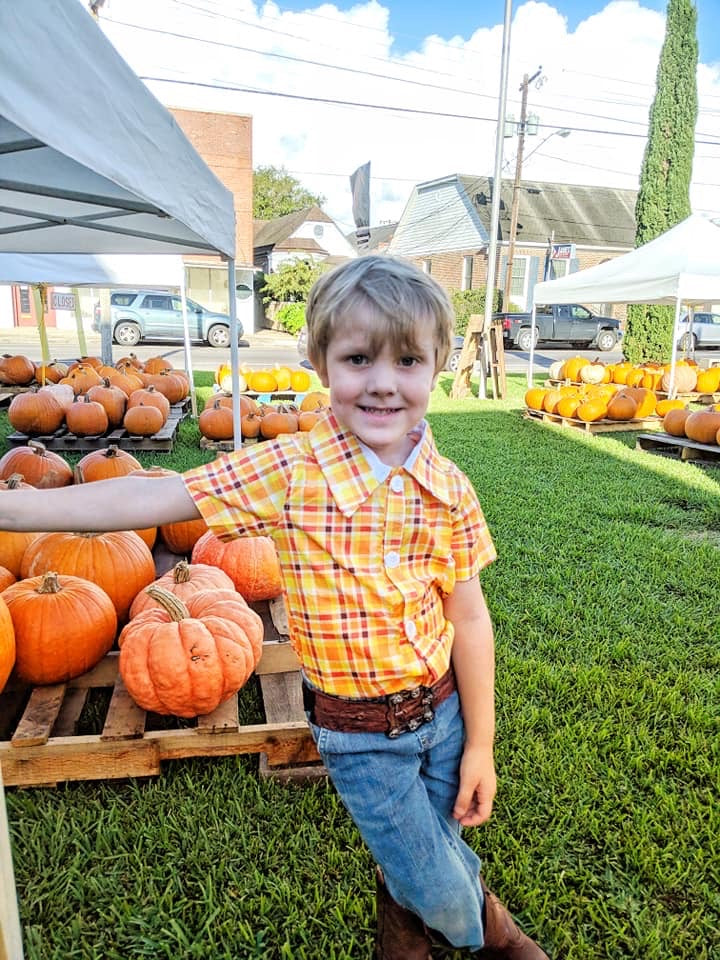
[
  {"xmin": 275, "ymin": 302, "xmax": 307, "ymax": 335},
  {"xmin": 451, "ymin": 287, "xmax": 503, "ymax": 336}
]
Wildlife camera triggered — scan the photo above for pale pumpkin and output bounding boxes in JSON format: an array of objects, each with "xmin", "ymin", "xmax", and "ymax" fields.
[{"xmin": 118, "ymin": 586, "xmax": 263, "ymax": 717}]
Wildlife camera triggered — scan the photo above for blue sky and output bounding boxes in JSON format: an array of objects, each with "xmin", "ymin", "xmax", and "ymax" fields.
[{"xmin": 271, "ymin": 0, "xmax": 720, "ymax": 64}]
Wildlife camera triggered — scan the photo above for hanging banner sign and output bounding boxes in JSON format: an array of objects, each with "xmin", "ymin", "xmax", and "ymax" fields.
[{"xmin": 551, "ymin": 243, "xmax": 575, "ymax": 261}]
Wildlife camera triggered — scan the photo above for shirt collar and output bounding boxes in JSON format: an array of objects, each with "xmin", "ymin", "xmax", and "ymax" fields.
[{"xmin": 308, "ymin": 411, "xmax": 455, "ymax": 516}]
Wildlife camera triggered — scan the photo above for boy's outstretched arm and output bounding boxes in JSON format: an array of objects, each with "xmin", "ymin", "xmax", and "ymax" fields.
[
  {"xmin": 444, "ymin": 577, "xmax": 497, "ymax": 827},
  {"xmin": 0, "ymin": 474, "xmax": 200, "ymax": 533}
]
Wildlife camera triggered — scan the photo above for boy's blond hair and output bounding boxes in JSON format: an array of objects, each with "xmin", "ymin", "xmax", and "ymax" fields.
[{"xmin": 306, "ymin": 255, "xmax": 455, "ymax": 377}]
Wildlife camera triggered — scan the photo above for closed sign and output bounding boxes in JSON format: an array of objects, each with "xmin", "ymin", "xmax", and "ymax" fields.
[{"xmin": 51, "ymin": 292, "xmax": 76, "ymax": 310}]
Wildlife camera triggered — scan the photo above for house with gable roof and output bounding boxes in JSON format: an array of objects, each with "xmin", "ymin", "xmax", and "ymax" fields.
[
  {"xmin": 388, "ymin": 174, "xmax": 637, "ymax": 315},
  {"xmin": 253, "ymin": 204, "xmax": 356, "ymax": 274}
]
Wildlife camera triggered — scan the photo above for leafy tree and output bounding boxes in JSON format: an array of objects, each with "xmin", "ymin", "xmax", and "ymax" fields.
[
  {"xmin": 253, "ymin": 166, "xmax": 326, "ymax": 220},
  {"xmin": 623, "ymin": 0, "xmax": 698, "ymax": 363},
  {"xmin": 275, "ymin": 302, "xmax": 307, "ymax": 336},
  {"xmin": 259, "ymin": 258, "xmax": 328, "ymax": 305},
  {"xmin": 451, "ymin": 288, "xmax": 503, "ymax": 336}
]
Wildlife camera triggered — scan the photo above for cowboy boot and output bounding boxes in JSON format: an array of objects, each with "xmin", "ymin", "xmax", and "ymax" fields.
[
  {"xmin": 479, "ymin": 883, "xmax": 548, "ymax": 959},
  {"xmin": 375, "ymin": 867, "xmax": 434, "ymax": 960}
]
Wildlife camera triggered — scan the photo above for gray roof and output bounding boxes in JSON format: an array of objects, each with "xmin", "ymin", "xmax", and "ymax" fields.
[
  {"xmin": 457, "ymin": 175, "xmax": 637, "ymax": 248},
  {"xmin": 254, "ymin": 205, "xmax": 333, "ymax": 249}
]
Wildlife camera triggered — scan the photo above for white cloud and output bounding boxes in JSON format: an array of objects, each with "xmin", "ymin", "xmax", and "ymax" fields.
[{"xmin": 98, "ymin": 0, "xmax": 720, "ymax": 232}]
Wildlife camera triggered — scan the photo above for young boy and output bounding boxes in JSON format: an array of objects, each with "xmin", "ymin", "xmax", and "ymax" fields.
[{"xmin": 1, "ymin": 256, "xmax": 547, "ymax": 959}]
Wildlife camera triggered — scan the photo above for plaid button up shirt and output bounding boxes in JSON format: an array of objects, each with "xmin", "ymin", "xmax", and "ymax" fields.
[{"xmin": 183, "ymin": 411, "xmax": 496, "ymax": 697}]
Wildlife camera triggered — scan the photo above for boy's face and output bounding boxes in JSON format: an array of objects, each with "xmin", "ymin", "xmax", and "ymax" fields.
[{"xmin": 319, "ymin": 305, "xmax": 439, "ymax": 466}]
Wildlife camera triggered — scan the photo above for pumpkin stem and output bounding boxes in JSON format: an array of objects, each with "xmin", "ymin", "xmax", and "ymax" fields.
[
  {"xmin": 28, "ymin": 440, "xmax": 47, "ymax": 454},
  {"xmin": 37, "ymin": 571, "xmax": 62, "ymax": 594},
  {"xmin": 172, "ymin": 561, "xmax": 191, "ymax": 584},
  {"xmin": 146, "ymin": 585, "xmax": 189, "ymax": 621},
  {"xmin": 5, "ymin": 473, "xmax": 25, "ymax": 488}
]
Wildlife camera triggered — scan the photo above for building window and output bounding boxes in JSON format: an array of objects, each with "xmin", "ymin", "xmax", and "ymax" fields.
[
  {"xmin": 423, "ymin": 259, "xmax": 432, "ymax": 274},
  {"xmin": 507, "ymin": 256, "xmax": 529, "ymax": 305},
  {"xmin": 462, "ymin": 256, "xmax": 473, "ymax": 290},
  {"xmin": 313, "ymin": 224, "xmax": 324, "ymax": 238}
]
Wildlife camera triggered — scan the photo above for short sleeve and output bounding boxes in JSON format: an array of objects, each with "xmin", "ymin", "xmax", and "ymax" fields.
[
  {"xmin": 451, "ymin": 476, "xmax": 496, "ymax": 581},
  {"xmin": 182, "ymin": 439, "xmax": 295, "ymax": 540}
]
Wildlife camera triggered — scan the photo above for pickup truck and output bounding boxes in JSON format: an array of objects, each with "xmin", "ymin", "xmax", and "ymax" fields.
[{"xmin": 495, "ymin": 304, "xmax": 622, "ymax": 352}]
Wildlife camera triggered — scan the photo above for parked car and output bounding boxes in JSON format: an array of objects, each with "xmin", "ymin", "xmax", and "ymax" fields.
[
  {"xmin": 297, "ymin": 326, "xmax": 464, "ymax": 372},
  {"xmin": 677, "ymin": 312, "xmax": 720, "ymax": 350},
  {"xmin": 92, "ymin": 290, "xmax": 242, "ymax": 348},
  {"xmin": 494, "ymin": 304, "xmax": 622, "ymax": 352}
]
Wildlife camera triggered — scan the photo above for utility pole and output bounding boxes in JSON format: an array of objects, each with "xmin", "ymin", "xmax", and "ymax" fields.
[{"xmin": 503, "ymin": 67, "xmax": 542, "ymax": 309}]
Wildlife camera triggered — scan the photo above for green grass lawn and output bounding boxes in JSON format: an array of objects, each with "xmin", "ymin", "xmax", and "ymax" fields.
[{"xmin": 4, "ymin": 372, "xmax": 720, "ymax": 959}]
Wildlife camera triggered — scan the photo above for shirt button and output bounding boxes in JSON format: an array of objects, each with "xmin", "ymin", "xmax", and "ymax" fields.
[
  {"xmin": 390, "ymin": 475, "xmax": 404, "ymax": 493},
  {"xmin": 385, "ymin": 551, "xmax": 400, "ymax": 569},
  {"xmin": 404, "ymin": 619, "xmax": 417, "ymax": 640}
]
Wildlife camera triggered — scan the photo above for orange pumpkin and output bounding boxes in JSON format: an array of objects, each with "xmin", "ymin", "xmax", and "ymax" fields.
[
  {"xmin": 524, "ymin": 388, "xmax": 548, "ymax": 411},
  {"xmin": 655, "ymin": 398, "xmax": 686, "ymax": 417},
  {"xmin": 128, "ymin": 560, "xmax": 235, "ymax": 619},
  {"xmin": 0, "ymin": 441, "xmax": 73, "ymax": 488},
  {"xmin": 0, "ymin": 594, "xmax": 16, "ymax": 695},
  {"xmin": 0, "ymin": 476, "xmax": 44, "ymax": 576},
  {"xmin": 542, "ymin": 389, "xmax": 564, "ymax": 414},
  {"xmin": 299, "ymin": 391, "xmax": 330, "ymax": 412},
  {"xmin": 289, "ymin": 368, "xmax": 312, "ymax": 392},
  {"xmin": 21, "ymin": 530, "xmax": 156, "ymax": 622},
  {"xmin": 199, "ymin": 398, "xmax": 234, "ymax": 441},
  {"xmin": 663, "ymin": 407, "xmax": 692, "ymax": 437},
  {"xmin": 124, "ymin": 403, "xmax": 165, "ymax": 437},
  {"xmin": 192, "ymin": 532, "xmax": 282, "ymax": 601},
  {"xmin": 143, "ymin": 356, "xmax": 173, "ymax": 375},
  {"xmin": 605, "ymin": 392, "xmax": 638, "ymax": 421},
  {"xmin": 684, "ymin": 410, "xmax": 720, "ymax": 445},
  {"xmin": 0, "ymin": 565, "xmax": 17, "ymax": 592},
  {"xmin": 3, "ymin": 572, "xmax": 116, "ymax": 685},
  {"xmin": 260, "ymin": 410, "xmax": 298, "ymax": 439},
  {"xmin": 555, "ymin": 395, "xmax": 582, "ymax": 419},
  {"xmin": 0, "ymin": 354, "xmax": 36, "ymax": 386},
  {"xmin": 7, "ymin": 389, "xmax": 65, "ymax": 436},
  {"xmin": 86, "ymin": 379, "xmax": 127, "ymax": 427},
  {"xmin": 695, "ymin": 367, "xmax": 720, "ymax": 394},
  {"xmin": 576, "ymin": 398, "xmax": 608, "ymax": 422},
  {"xmin": 34, "ymin": 361, "xmax": 68, "ymax": 385},
  {"xmin": 126, "ymin": 385, "xmax": 170, "ymax": 421},
  {"xmin": 118, "ymin": 586, "xmax": 263, "ymax": 717},
  {"xmin": 75, "ymin": 445, "xmax": 143, "ymax": 483},
  {"xmin": 65, "ymin": 395, "xmax": 109, "ymax": 437}
]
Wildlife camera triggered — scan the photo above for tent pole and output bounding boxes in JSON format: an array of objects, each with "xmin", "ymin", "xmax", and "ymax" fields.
[
  {"xmin": 527, "ymin": 305, "xmax": 537, "ymax": 387},
  {"xmin": 32, "ymin": 285, "xmax": 51, "ymax": 364},
  {"xmin": 72, "ymin": 288, "xmax": 88, "ymax": 357},
  {"xmin": 667, "ymin": 297, "xmax": 682, "ymax": 398},
  {"xmin": 179, "ymin": 269, "xmax": 197, "ymax": 419},
  {"xmin": 228, "ymin": 259, "xmax": 242, "ymax": 451}
]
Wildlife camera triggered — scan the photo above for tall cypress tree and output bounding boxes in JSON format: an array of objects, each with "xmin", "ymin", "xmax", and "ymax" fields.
[{"xmin": 623, "ymin": 0, "xmax": 698, "ymax": 363}]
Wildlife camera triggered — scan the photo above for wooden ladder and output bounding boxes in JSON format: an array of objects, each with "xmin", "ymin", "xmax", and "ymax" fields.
[{"xmin": 450, "ymin": 315, "xmax": 507, "ymax": 400}]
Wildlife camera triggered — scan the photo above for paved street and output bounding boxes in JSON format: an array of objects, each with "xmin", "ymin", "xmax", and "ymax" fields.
[{"xmin": 0, "ymin": 326, "xmax": 715, "ymax": 377}]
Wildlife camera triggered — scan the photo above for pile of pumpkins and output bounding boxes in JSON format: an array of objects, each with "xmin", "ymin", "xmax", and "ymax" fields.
[
  {"xmin": 199, "ymin": 386, "xmax": 331, "ymax": 442},
  {"xmin": 215, "ymin": 363, "xmax": 312, "ymax": 395},
  {"xmin": 549, "ymin": 355, "xmax": 720, "ymax": 396},
  {"xmin": 0, "ymin": 464, "xmax": 284, "ymax": 718},
  {"xmin": 525, "ymin": 381, "xmax": 674, "ymax": 424},
  {"xmin": 3, "ymin": 352, "xmax": 190, "ymax": 438}
]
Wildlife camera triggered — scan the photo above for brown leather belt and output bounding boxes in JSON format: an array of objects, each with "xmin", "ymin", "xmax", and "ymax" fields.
[{"xmin": 302, "ymin": 668, "xmax": 456, "ymax": 738}]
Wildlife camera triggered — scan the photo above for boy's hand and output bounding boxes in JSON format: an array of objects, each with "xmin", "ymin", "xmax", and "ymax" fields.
[{"xmin": 452, "ymin": 745, "xmax": 496, "ymax": 826}]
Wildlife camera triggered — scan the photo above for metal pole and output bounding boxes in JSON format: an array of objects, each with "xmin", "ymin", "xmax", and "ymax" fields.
[
  {"xmin": 228, "ymin": 258, "xmax": 242, "ymax": 451},
  {"xmin": 478, "ymin": 0, "xmax": 513, "ymax": 401},
  {"xmin": 503, "ymin": 67, "xmax": 541, "ymax": 310}
]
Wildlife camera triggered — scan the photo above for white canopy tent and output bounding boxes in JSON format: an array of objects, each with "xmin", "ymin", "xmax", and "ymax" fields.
[
  {"xmin": 0, "ymin": 253, "xmax": 201, "ymax": 414},
  {"xmin": 0, "ymin": 0, "xmax": 245, "ymax": 439},
  {"xmin": 529, "ymin": 214, "xmax": 720, "ymax": 392}
]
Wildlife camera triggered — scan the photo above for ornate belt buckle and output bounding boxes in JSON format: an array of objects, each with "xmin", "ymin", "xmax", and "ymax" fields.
[{"xmin": 386, "ymin": 686, "xmax": 435, "ymax": 738}]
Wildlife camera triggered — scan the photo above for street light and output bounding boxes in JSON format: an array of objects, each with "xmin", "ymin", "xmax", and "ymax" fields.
[
  {"xmin": 522, "ymin": 127, "xmax": 571, "ymax": 167},
  {"xmin": 503, "ymin": 124, "xmax": 571, "ymax": 309}
]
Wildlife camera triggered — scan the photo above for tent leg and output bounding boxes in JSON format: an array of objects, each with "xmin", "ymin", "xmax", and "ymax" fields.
[
  {"xmin": 228, "ymin": 259, "xmax": 242, "ymax": 451},
  {"xmin": 179, "ymin": 271, "xmax": 198, "ymax": 419},
  {"xmin": 32, "ymin": 285, "xmax": 51, "ymax": 365},
  {"xmin": 72, "ymin": 288, "xmax": 88, "ymax": 357}
]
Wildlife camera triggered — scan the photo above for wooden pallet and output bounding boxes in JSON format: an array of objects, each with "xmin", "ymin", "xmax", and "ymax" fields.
[
  {"xmin": 6, "ymin": 410, "xmax": 183, "ymax": 453},
  {"xmin": 524, "ymin": 408, "xmax": 664, "ymax": 434},
  {"xmin": 635, "ymin": 432, "xmax": 720, "ymax": 465},
  {"xmin": 199, "ymin": 436, "xmax": 261, "ymax": 453},
  {"xmin": 0, "ymin": 597, "xmax": 323, "ymax": 788}
]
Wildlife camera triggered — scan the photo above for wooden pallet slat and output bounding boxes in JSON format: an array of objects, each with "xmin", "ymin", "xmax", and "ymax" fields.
[
  {"xmin": 11, "ymin": 684, "xmax": 67, "ymax": 748},
  {"xmin": 524, "ymin": 408, "xmax": 664, "ymax": 434},
  {"xmin": 0, "ymin": 601, "xmax": 323, "ymax": 788},
  {"xmin": 635, "ymin": 432, "xmax": 720, "ymax": 465},
  {"xmin": 7, "ymin": 412, "xmax": 183, "ymax": 453}
]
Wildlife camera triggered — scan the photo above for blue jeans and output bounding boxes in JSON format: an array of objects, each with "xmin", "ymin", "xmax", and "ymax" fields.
[{"xmin": 307, "ymin": 691, "xmax": 485, "ymax": 950}]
